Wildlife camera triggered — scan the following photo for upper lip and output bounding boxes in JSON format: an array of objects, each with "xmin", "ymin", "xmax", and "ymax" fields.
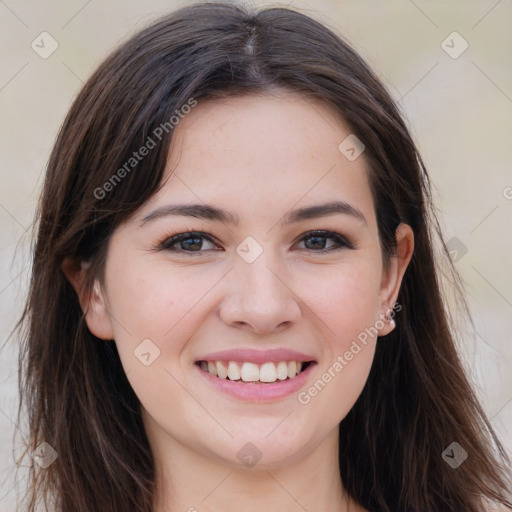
[{"xmin": 196, "ymin": 348, "xmax": 316, "ymax": 364}]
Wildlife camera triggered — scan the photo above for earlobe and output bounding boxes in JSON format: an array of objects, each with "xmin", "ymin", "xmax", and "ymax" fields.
[
  {"xmin": 61, "ymin": 257, "xmax": 115, "ymax": 340},
  {"xmin": 377, "ymin": 223, "xmax": 414, "ymax": 336}
]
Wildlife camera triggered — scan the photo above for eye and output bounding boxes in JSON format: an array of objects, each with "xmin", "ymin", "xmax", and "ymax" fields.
[
  {"xmin": 160, "ymin": 231, "xmax": 219, "ymax": 253},
  {"xmin": 293, "ymin": 230, "xmax": 353, "ymax": 253}
]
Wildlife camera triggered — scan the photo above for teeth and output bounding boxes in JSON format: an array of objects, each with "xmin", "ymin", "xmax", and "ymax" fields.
[
  {"xmin": 200, "ymin": 360, "xmax": 309, "ymax": 383},
  {"xmin": 216, "ymin": 361, "xmax": 228, "ymax": 379},
  {"xmin": 276, "ymin": 361, "xmax": 288, "ymax": 380},
  {"xmin": 287, "ymin": 361, "xmax": 297, "ymax": 379},
  {"xmin": 227, "ymin": 361, "xmax": 241, "ymax": 381},
  {"xmin": 259, "ymin": 362, "xmax": 276, "ymax": 382},
  {"xmin": 207, "ymin": 361, "xmax": 217, "ymax": 376},
  {"xmin": 241, "ymin": 362, "xmax": 260, "ymax": 382}
]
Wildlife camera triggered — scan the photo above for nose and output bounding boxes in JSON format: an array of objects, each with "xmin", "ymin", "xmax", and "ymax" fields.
[{"xmin": 218, "ymin": 250, "xmax": 302, "ymax": 335}]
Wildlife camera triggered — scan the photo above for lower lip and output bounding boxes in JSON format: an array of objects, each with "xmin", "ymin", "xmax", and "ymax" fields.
[{"xmin": 195, "ymin": 363, "xmax": 316, "ymax": 402}]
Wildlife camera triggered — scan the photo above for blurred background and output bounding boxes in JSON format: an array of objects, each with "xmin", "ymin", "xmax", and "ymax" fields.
[{"xmin": 1, "ymin": 0, "xmax": 511, "ymax": 509}]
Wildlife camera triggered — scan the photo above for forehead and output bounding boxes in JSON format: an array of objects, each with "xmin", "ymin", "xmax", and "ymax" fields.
[{"xmin": 140, "ymin": 91, "xmax": 376, "ymax": 230}]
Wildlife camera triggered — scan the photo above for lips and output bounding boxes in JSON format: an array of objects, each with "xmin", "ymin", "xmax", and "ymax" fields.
[{"xmin": 195, "ymin": 359, "xmax": 316, "ymax": 402}]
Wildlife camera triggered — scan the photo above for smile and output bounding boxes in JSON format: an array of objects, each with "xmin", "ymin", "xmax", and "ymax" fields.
[
  {"xmin": 197, "ymin": 360, "xmax": 313, "ymax": 384},
  {"xmin": 195, "ymin": 358, "xmax": 317, "ymax": 402}
]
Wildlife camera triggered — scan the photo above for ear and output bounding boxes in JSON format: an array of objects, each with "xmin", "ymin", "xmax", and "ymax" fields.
[
  {"xmin": 61, "ymin": 257, "xmax": 114, "ymax": 340},
  {"xmin": 377, "ymin": 223, "xmax": 414, "ymax": 336}
]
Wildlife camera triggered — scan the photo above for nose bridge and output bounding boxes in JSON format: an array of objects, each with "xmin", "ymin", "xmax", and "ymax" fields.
[
  {"xmin": 245, "ymin": 249, "xmax": 280, "ymax": 287},
  {"xmin": 220, "ymin": 239, "xmax": 301, "ymax": 333},
  {"xmin": 235, "ymin": 241, "xmax": 287, "ymax": 301}
]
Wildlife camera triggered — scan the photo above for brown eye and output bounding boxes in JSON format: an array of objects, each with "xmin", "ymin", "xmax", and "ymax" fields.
[{"xmin": 161, "ymin": 232, "xmax": 218, "ymax": 252}]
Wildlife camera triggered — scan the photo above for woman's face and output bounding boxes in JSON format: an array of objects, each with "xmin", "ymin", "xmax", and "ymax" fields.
[{"xmin": 74, "ymin": 91, "xmax": 412, "ymax": 470}]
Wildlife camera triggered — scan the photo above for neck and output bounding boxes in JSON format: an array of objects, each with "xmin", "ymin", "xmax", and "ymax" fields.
[{"xmin": 148, "ymin": 423, "xmax": 357, "ymax": 512}]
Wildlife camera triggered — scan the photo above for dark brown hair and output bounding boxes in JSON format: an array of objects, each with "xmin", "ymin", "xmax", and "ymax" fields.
[{"xmin": 14, "ymin": 2, "xmax": 512, "ymax": 511}]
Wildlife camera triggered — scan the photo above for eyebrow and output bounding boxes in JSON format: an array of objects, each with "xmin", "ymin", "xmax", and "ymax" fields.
[{"xmin": 139, "ymin": 200, "xmax": 367, "ymax": 227}]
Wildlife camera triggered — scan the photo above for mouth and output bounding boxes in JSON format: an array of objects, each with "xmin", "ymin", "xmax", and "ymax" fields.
[
  {"xmin": 195, "ymin": 359, "xmax": 315, "ymax": 384},
  {"xmin": 194, "ymin": 349, "xmax": 317, "ymax": 401}
]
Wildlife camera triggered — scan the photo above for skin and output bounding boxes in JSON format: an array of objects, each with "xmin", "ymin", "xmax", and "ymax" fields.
[{"xmin": 64, "ymin": 90, "xmax": 414, "ymax": 512}]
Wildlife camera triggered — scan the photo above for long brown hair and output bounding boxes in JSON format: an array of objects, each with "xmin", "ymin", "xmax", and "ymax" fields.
[{"xmin": 14, "ymin": 2, "xmax": 512, "ymax": 511}]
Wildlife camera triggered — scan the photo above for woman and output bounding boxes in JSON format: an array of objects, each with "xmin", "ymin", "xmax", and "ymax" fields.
[{"xmin": 15, "ymin": 2, "xmax": 512, "ymax": 511}]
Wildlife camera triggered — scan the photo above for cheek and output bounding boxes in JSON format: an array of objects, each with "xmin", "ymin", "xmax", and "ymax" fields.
[
  {"xmin": 293, "ymin": 261, "xmax": 380, "ymax": 416},
  {"xmin": 295, "ymin": 259, "xmax": 382, "ymax": 342},
  {"xmin": 105, "ymin": 259, "xmax": 208, "ymax": 336},
  {"xmin": 103, "ymin": 261, "xmax": 212, "ymax": 409},
  {"xmin": 103, "ymin": 258, "xmax": 229, "ymax": 378}
]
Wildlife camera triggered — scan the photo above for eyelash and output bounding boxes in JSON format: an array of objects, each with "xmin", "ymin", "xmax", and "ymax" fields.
[{"xmin": 158, "ymin": 230, "xmax": 354, "ymax": 255}]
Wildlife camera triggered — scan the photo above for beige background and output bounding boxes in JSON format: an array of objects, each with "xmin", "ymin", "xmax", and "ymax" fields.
[{"xmin": 1, "ymin": 0, "xmax": 511, "ymax": 509}]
